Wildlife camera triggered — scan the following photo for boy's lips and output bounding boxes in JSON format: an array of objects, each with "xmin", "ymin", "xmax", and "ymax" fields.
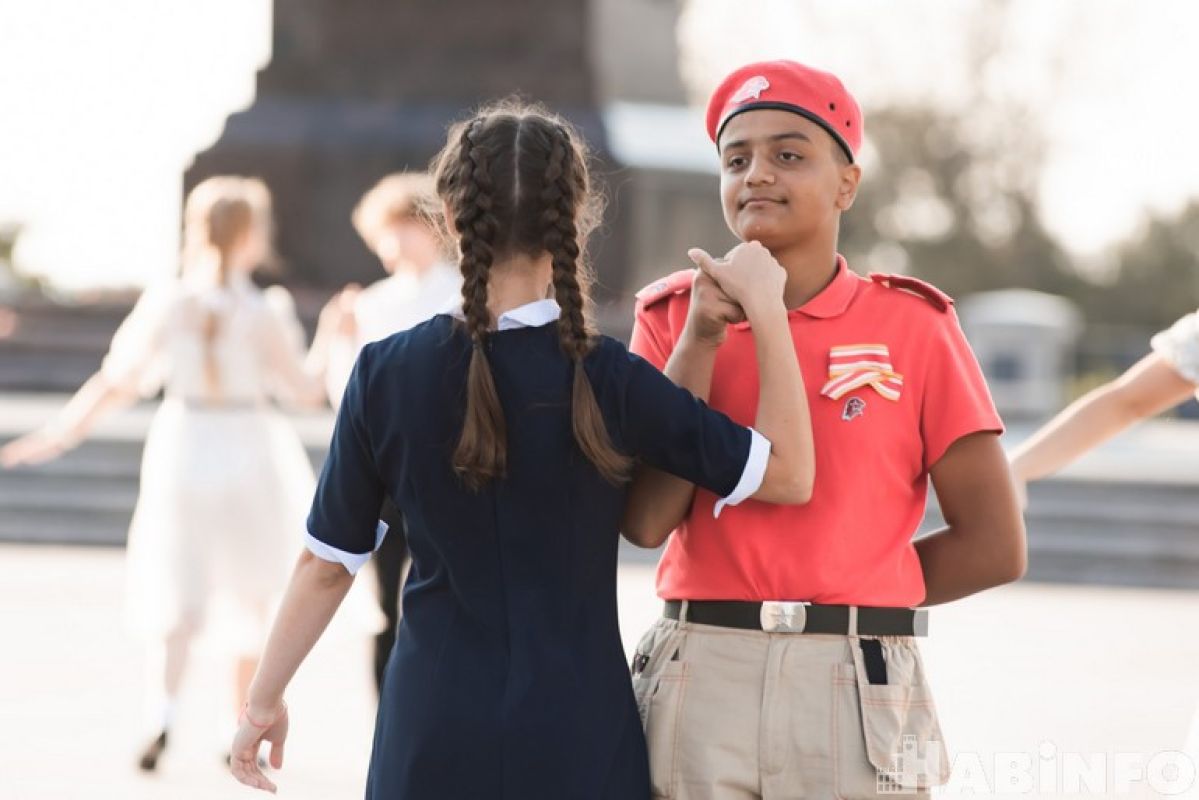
[{"xmin": 740, "ymin": 196, "xmax": 786, "ymax": 209}]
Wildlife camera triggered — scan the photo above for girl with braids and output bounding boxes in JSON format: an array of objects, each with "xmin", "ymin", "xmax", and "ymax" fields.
[
  {"xmin": 3, "ymin": 177, "xmax": 328, "ymax": 771},
  {"xmin": 230, "ymin": 102, "xmax": 814, "ymax": 799}
]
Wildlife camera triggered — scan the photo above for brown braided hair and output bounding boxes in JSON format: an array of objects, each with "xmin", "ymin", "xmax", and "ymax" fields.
[
  {"xmin": 180, "ymin": 177, "xmax": 270, "ymax": 402},
  {"xmin": 431, "ymin": 101, "xmax": 629, "ymax": 489}
]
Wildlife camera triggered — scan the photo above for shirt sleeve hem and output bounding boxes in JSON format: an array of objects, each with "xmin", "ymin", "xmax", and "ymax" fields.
[
  {"xmin": 304, "ymin": 529, "xmax": 378, "ymax": 576},
  {"xmin": 1151, "ymin": 330, "xmax": 1199, "ymax": 385},
  {"xmin": 924, "ymin": 422, "xmax": 1005, "ymax": 471},
  {"xmin": 713, "ymin": 428, "xmax": 771, "ymax": 518}
]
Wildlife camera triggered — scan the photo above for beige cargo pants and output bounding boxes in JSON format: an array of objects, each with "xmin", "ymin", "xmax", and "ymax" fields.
[{"xmin": 631, "ymin": 615, "xmax": 950, "ymax": 800}]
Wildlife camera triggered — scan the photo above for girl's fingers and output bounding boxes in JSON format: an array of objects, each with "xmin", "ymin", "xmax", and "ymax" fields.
[
  {"xmin": 687, "ymin": 248, "xmax": 720, "ymax": 278},
  {"xmin": 269, "ymin": 737, "xmax": 285, "ymax": 769},
  {"xmin": 717, "ymin": 300, "xmax": 747, "ymax": 324}
]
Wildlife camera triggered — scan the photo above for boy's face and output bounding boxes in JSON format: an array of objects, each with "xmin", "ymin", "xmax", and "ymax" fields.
[
  {"xmin": 373, "ymin": 217, "xmax": 442, "ymax": 274},
  {"xmin": 718, "ymin": 109, "xmax": 861, "ymax": 252}
]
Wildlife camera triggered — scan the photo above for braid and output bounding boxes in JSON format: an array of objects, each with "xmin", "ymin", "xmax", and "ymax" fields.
[
  {"xmin": 543, "ymin": 126, "xmax": 588, "ymax": 359},
  {"xmin": 451, "ymin": 119, "xmax": 508, "ymax": 490},
  {"xmin": 542, "ymin": 124, "xmax": 631, "ymax": 484}
]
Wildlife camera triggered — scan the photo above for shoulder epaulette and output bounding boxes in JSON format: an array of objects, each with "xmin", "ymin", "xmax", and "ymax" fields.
[
  {"xmin": 868, "ymin": 273, "xmax": 953, "ymax": 313},
  {"xmin": 634, "ymin": 269, "xmax": 695, "ymax": 312}
]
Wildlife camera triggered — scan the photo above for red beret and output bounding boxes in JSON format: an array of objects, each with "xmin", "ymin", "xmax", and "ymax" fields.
[{"xmin": 706, "ymin": 60, "xmax": 862, "ymax": 163}]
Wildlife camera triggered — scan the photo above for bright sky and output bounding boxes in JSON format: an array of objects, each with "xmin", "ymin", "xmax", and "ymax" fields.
[
  {"xmin": 0, "ymin": 1, "xmax": 1196, "ymax": 288},
  {"xmin": 680, "ymin": 0, "xmax": 1199, "ymax": 260},
  {"xmin": 0, "ymin": 1, "xmax": 272, "ymax": 289}
]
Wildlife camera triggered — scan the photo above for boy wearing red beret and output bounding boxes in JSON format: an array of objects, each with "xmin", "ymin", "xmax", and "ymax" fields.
[{"xmin": 624, "ymin": 60, "xmax": 1027, "ymax": 798}]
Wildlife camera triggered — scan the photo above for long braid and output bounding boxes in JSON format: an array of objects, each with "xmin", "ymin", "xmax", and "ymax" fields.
[
  {"xmin": 451, "ymin": 120, "xmax": 508, "ymax": 489},
  {"xmin": 542, "ymin": 124, "xmax": 631, "ymax": 484}
]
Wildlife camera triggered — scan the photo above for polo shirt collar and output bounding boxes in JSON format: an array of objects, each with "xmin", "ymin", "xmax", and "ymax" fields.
[
  {"xmin": 733, "ymin": 254, "xmax": 857, "ymax": 330},
  {"xmin": 795, "ymin": 254, "xmax": 858, "ymax": 319},
  {"xmin": 446, "ymin": 298, "xmax": 562, "ymax": 330}
]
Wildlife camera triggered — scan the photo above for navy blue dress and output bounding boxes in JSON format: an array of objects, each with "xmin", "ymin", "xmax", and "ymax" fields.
[{"xmin": 307, "ymin": 315, "xmax": 755, "ymax": 799}]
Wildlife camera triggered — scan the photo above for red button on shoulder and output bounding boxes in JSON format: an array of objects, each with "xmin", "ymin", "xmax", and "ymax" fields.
[{"xmin": 868, "ymin": 273, "xmax": 953, "ymax": 313}]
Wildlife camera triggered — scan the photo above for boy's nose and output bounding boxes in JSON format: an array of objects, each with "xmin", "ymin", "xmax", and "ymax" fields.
[{"xmin": 744, "ymin": 159, "xmax": 775, "ymax": 185}]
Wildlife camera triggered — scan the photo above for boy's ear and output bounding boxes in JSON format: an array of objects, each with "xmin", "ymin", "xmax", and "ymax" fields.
[{"xmin": 836, "ymin": 163, "xmax": 862, "ymax": 212}]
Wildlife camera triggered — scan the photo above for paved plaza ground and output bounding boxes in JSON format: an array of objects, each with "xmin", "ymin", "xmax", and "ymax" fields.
[{"xmin": 4, "ymin": 544, "xmax": 1199, "ymax": 798}]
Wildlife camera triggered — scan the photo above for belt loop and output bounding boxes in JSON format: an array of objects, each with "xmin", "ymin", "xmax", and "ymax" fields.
[
  {"xmin": 847, "ymin": 606, "xmax": 859, "ymax": 637},
  {"xmin": 678, "ymin": 600, "xmax": 690, "ymax": 627}
]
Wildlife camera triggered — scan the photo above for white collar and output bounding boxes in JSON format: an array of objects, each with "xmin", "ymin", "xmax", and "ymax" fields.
[{"xmin": 445, "ymin": 298, "xmax": 561, "ymax": 331}]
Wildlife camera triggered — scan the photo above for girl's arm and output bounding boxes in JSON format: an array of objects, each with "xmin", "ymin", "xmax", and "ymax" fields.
[
  {"xmin": 0, "ymin": 372, "xmax": 136, "ymax": 467},
  {"xmin": 1010, "ymin": 353, "xmax": 1195, "ymax": 485},
  {"xmin": 916, "ymin": 431, "xmax": 1027, "ymax": 605},
  {"xmin": 4, "ymin": 286, "xmax": 172, "ymax": 468},
  {"xmin": 621, "ymin": 244, "xmax": 815, "ymax": 548},
  {"xmin": 229, "ymin": 549, "xmax": 355, "ymax": 794},
  {"xmin": 622, "ymin": 272, "xmax": 739, "ymax": 548}
]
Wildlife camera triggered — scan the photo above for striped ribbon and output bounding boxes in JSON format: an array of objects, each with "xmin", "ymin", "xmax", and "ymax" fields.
[{"xmin": 819, "ymin": 344, "xmax": 903, "ymax": 402}]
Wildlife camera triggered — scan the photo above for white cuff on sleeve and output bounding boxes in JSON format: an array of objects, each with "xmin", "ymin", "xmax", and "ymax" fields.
[
  {"xmin": 303, "ymin": 520, "xmax": 390, "ymax": 576},
  {"xmin": 713, "ymin": 428, "xmax": 771, "ymax": 518}
]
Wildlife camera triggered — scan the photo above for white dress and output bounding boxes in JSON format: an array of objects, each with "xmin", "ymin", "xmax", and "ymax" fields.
[{"xmin": 103, "ymin": 273, "xmax": 316, "ymax": 649}]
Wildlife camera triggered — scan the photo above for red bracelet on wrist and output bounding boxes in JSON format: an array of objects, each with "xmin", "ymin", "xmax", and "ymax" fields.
[{"xmin": 240, "ymin": 700, "xmax": 287, "ymax": 729}]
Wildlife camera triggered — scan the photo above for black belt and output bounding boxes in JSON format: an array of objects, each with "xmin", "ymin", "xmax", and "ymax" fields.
[{"xmin": 664, "ymin": 600, "xmax": 927, "ymax": 637}]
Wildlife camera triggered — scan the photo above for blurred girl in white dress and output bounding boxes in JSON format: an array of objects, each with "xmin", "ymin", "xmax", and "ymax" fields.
[{"xmin": 1, "ymin": 176, "xmax": 329, "ymax": 771}]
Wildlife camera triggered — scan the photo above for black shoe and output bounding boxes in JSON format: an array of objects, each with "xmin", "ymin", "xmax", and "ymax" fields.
[{"xmin": 137, "ymin": 730, "xmax": 168, "ymax": 772}]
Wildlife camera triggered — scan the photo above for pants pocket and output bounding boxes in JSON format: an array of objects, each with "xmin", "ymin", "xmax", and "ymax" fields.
[
  {"xmin": 833, "ymin": 639, "xmax": 949, "ymax": 798},
  {"xmin": 644, "ymin": 660, "xmax": 688, "ymax": 800},
  {"xmin": 631, "ymin": 623, "xmax": 682, "ymax": 725}
]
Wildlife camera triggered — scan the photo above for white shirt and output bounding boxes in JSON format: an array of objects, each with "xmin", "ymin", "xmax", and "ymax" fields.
[{"xmin": 325, "ymin": 261, "xmax": 462, "ymax": 408}]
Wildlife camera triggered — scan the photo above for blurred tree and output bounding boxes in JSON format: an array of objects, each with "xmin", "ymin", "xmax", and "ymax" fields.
[
  {"xmin": 840, "ymin": 105, "xmax": 1089, "ymax": 303},
  {"xmin": 834, "ymin": 0, "xmax": 1092, "ymax": 304},
  {"xmin": 1083, "ymin": 201, "xmax": 1199, "ymax": 327}
]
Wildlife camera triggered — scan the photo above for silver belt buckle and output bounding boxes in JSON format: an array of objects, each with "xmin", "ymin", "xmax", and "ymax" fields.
[{"xmin": 760, "ymin": 601, "xmax": 809, "ymax": 633}]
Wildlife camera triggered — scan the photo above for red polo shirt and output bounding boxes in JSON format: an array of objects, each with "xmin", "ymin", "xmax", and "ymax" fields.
[{"xmin": 630, "ymin": 257, "xmax": 1003, "ymax": 607}]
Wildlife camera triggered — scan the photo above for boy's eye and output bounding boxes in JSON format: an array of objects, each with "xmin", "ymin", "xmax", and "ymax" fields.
[
  {"xmin": 780, "ymin": 151, "xmax": 803, "ymax": 162},
  {"xmin": 725, "ymin": 155, "xmax": 747, "ymax": 169}
]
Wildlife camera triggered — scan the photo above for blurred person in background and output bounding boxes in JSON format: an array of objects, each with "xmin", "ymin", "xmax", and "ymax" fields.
[
  {"xmin": 306, "ymin": 172, "xmax": 460, "ymax": 693},
  {"xmin": 1, "ymin": 176, "xmax": 332, "ymax": 772}
]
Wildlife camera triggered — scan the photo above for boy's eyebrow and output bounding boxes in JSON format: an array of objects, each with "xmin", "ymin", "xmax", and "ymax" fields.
[{"xmin": 721, "ymin": 131, "xmax": 813, "ymax": 153}]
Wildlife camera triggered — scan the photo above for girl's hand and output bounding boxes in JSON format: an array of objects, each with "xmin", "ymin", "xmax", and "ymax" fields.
[
  {"xmin": 679, "ymin": 268, "xmax": 746, "ymax": 349},
  {"xmin": 0, "ymin": 428, "xmax": 71, "ymax": 468},
  {"xmin": 688, "ymin": 242, "xmax": 786, "ymax": 319},
  {"xmin": 230, "ymin": 701, "xmax": 289, "ymax": 794}
]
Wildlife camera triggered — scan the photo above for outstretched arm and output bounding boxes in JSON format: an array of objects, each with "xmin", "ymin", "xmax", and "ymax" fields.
[
  {"xmin": 230, "ymin": 549, "xmax": 355, "ymax": 793},
  {"xmin": 1010, "ymin": 353, "xmax": 1195, "ymax": 488},
  {"xmin": 0, "ymin": 372, "xmax": 136, "ymax": 467}
]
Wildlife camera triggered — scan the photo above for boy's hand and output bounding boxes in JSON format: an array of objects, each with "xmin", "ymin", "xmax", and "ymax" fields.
[{"xmin": 679, "ymin": 263, "xmax": 746, "ymax": 349}]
